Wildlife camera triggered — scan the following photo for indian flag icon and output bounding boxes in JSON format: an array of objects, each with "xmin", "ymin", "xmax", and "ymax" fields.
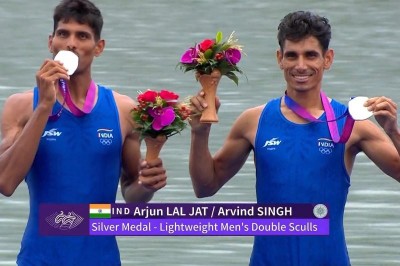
[{"xmin": 89, "ymin": 204, "xmax": 111, "ymax": 219}]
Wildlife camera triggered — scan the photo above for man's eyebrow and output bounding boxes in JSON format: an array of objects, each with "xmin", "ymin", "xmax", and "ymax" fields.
[{"xmin": 284, "ymin": 51, "xmax": 297, "ymax": 56}]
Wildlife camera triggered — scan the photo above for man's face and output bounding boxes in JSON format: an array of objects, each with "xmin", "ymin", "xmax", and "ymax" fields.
[
  {"xmin": 277, "ymin": 36, "xmax": 333, "ymax": 92},
  {"xmin": 48, "ymin": 19, "xmax": 104, "ymax": 75}
]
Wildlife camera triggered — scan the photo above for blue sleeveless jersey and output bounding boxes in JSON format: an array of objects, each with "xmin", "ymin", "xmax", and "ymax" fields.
[
  {"xmin": 251, "ymin": 97, "xmax": 351, "ymax": 266},
  {"xmin": 17, "ymin": 85, "xmax": 122, "ymax": 266}
]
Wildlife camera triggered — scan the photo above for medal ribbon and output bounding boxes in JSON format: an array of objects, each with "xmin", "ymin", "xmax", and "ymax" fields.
[
  {"xmin": 60, "ymin": 79, "xmax": 96, "ymax": 116},
  {"xmin": 284, "ymin": 90, "xmax": 355, "ymax": 143},
  {"xmin": 48, "ymin": 79, "xmax": 96, "ymax": 120}
]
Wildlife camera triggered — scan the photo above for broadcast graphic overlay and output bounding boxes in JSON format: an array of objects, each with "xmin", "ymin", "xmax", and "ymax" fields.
[{"xmin": 39, "ymin": 203, "xmax": 329, "ymax": 236}]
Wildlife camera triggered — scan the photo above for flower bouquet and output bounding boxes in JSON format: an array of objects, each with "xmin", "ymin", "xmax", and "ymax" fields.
[
  {"xmin": 131, "ymin": 89, "xmax": 191, "ymax": 160},
  {"xmin": 178, "ymin": 31, "xmax": 244, "ymax": 123}
]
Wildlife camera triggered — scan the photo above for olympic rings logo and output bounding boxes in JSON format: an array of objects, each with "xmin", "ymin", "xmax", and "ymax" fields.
[
  {"xmin": 319, "ymin": 147, "xmax": 332, "ymax": 155},
  {"xmin": 100, "ymin": 139, "xmax": 112, "ymax": 145}
]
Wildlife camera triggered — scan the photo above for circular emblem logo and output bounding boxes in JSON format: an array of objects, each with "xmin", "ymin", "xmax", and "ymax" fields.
[{"xmin": 313, "ymin": 204, "xmax": 328, "ymax": 218}]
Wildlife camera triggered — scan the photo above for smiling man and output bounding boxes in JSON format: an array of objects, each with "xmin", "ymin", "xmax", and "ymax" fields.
[
  {"xmin": 189, "ymin": 11, "xmax": 400, "ymax": 265},
  {"xmin": 0, "ymin": 0, "xmax": 167, "ymax": 265}
]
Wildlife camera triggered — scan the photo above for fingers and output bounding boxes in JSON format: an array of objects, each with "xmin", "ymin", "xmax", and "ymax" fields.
[
  {"xmin": 37, "ymin": 59, "xmax": 69, "ymax": 83},
  {"xmin": 189, "ymin": 91, "xmax": 207, "ymax": 124},
  {"xmin": 365, "ymin": 96, "xmax": 399, "ymax": 134},
  {"xmin": 365, "ymin": 96, "xmax": 397, "ymax": 116},
  {"xmin": 138, "ymin": 159, "xmax": 167, "ymax": 191},
  {"xmin": 189, "ymin": 90, "xmax": 220, "ymax": 117},
  {"xmin": 35, "ymin": 59, "xmax": 70, "ymax": 107},
  {"xmin": 139, "ymin": 175, "xmax": 167, "ymax": 190},
  {"xmin": 366, "ymin": 96, "xmax": 397, "ymax": 110},
  {"xmin": 190, "ymin": 91, "xmax": 207, "ymax": 113}
]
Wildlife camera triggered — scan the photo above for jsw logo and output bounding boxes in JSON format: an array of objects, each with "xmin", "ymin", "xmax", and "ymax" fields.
[
  {"xmin": 42, "ymin": 128, "xmax": 62, "ymax": 137},
  {"xmin": 263, "ymin": 138, "xmax": 282, "ymax": 147}
]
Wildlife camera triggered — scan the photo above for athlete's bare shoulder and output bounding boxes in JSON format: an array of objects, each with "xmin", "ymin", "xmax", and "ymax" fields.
[
  {"xmin": 111, "ymin": 90, "xmax": 135, "ymax": 108},
  {"xmin": 111, "ymin": 90, "xmax": 138, "ymax": 140},
  {"xmin": 231, "ymin": 104, "xmax": 266, "ymax": 145},
  {"xmin": 238, "ymin": 104, "xmax": 265, "ymax": 122},
  {"xmin": 2, "ymin": 90, "xmax": 34, "ymax": 128}
]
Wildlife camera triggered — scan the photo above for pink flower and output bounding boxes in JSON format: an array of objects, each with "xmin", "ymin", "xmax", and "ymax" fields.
[
  {"xmin": 225, "ymin": 48, "xmax": 241, "ymax": 64},
  {"xmin": 180, "ymin": 47, "xmax": 198, "ymax": 64},
  {"xmin": 149, "ymin": 106, "xmax": 175, "ymax": 131}
]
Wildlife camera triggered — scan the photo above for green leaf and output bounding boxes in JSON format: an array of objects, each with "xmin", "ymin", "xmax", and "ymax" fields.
[
  {"xmin": 221, "ymin": 43, "xmax": 232, "ymax": 50},
  {"xmin": 216, "ymin": 31, "xmax": 223, "ymax": 43},
  {"xmin": 213, "ymin": 43, "xmax": 224, "ymax": 53},
  {"xmin": 204, "ymin": 49, "xmax": 213, "ymax": 60},
  {"xmin": 225, "ymin": 72, "xmax": 239, "ymax": 86},
  {"xmin": 184, "ymin": 67, "xmax": 196, "ymax": 73}
]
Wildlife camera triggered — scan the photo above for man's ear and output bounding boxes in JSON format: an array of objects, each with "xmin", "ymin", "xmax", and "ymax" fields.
[
  {"xmin": 48, "ymin": 34, "xmax": 54, "ymax": 54},
  {"xmin": 94, "ymin": 39, "xmax": 105, "ymax": 57},
  {"xmin": 324, "ymin": 48, "xmax": 334, "ymax": 70},
  {"xmin": 276, "ymin": 49, "xmax": 283, "ymax": 69}
]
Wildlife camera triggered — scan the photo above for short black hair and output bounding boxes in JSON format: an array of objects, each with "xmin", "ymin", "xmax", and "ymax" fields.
[
  {"xmin": 53, "ymin": 0, "xmax": 103, "ymax": 41},
  {"xmin": 277, "ymin": 11, "xmax": 331, "ymax": 52}
]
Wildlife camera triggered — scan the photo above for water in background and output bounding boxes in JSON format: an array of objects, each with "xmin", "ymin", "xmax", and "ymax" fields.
[{"xmin": 0, "ymin": 0, "xmax": 400, "ymax": 265}]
